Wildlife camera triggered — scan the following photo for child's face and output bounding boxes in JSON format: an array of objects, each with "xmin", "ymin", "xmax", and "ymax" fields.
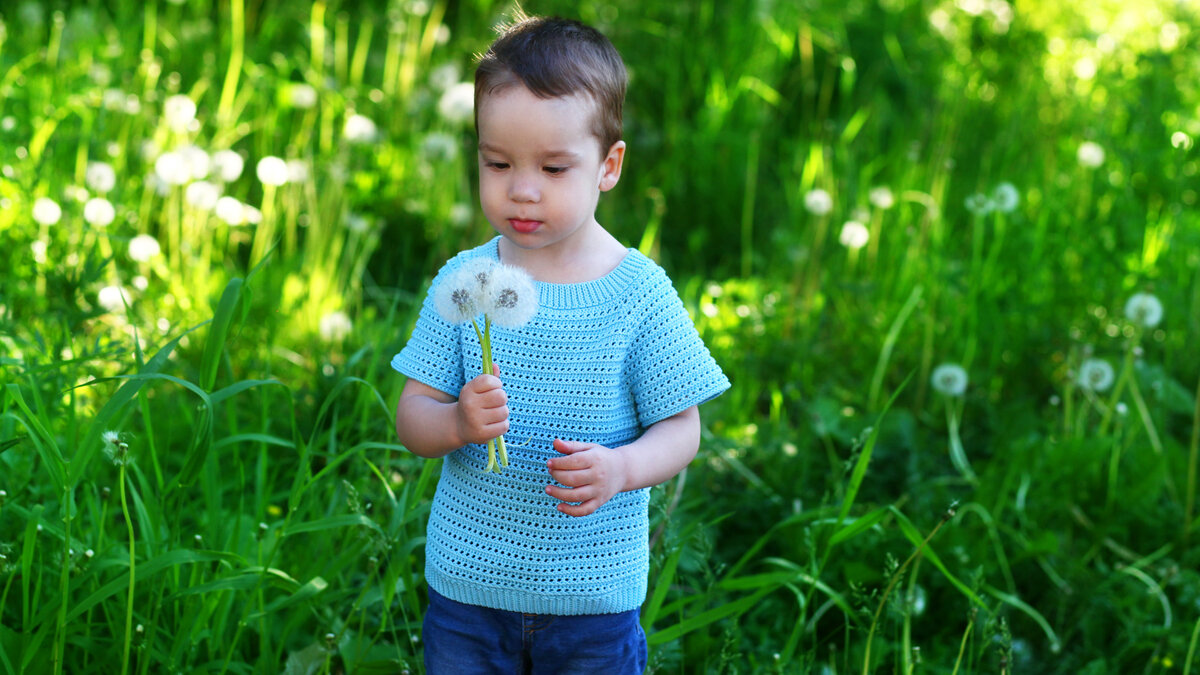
[{"xmin": 476, "ymin": 84, "xmax": 624, "ymax": 257}]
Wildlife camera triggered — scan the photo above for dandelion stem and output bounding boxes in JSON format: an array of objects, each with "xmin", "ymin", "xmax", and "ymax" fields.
[
  {"xmin": 119, "ymin": 463, "xmax": 136, "ymax": 675},
  {"xmin": 1185, "ymin": 374, "xmax": 1200, "ymax": 545}
]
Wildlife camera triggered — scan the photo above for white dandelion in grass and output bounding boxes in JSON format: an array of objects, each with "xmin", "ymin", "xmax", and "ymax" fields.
[
  {"xmin": 98, "ymin": 285, "xmax": 127, "ymax": 313},
  {"xmin": 288, "ymin": 82, "xmax": 318, "ymax": 109},
  {"xmin": 83, "ymin": 197, "xmax": 115, "ymax": 227},
  {"xmin": 319, "ymin": 310, "xmax": 353, "ymax": 342},
  {"xmin": 185, "ymin": 181, "xmax": 221, "ymax": 211},
  {"xmin": 86, "ymin": 161, "xmax": 117, "ymax": 192},
  {"xmin": 1077, "ymin": 358, "xmax": 1115, "ymax": 392},
  {"xmin": 1077, "ymin": 141, "xmax": 1105, "ymax": 168},
  {"xmin": 286, "ymin": 159, "xmax": 309, "ymax": 184},
  {"xmin": 154, "ymin": 151, "xmax": 190, "ymax": 186},
  {"xmin": 931, "ymin": 363, "xmax": 968, "ymax": 397},
  {"xmin": 255, "ymin": 156, "xmax": 289, "ymax": 186},
  {"xmin": 964, "ymin": 192, "xmax": 994, "ymax": 216},
  {"xmin": 804, "ymin": 188, "xmax": 833, "ymax": 216},
  {"xmin": 868, "ymin": 186, "xmax": 895, "ymax": 210},
  {"xmin": 179, "ymin": 145, "xmax": 211, "ymax": 181},
  {"xmin": 838, "ymin": 220, "xmax": 869, "ymax": 249},
  {"xmin": 1124, "ymin": 292, "xmax": 1163, "ymax": 328},
  {"xmin": 343, "ymin": 114, "xmax": 378, "ymax": 143},
  {"xmin": 32, "ymin": 197, "xmax": 62, "ymax": 225},
  {"xmin": 215, "ymin": 196, "xmax": 246, "ymax": 225},
  {"xmin": 992, "ymin": 182, "xmax": 1020, "ymax": 213},
  {"xmin": 163, "ymin": 94, "xmax": 197, "ymax": 133},
  {"xmin": 433, "ymin": 259, "xmax": 539, "ymax": 473},
  {"xmin": 128, "ymin": 234, "xmax": 162, "ymax": 262},
  {"xmin": 102, "ymin": 430, "xmax": 131, "ymax": 466},
  {"xmin": 437, "ymin": 82, "xmax": 475, "ymax": 124},
  {"xmin": 211, "ymin": 149, "xmax": 244, "ymax": 182}
]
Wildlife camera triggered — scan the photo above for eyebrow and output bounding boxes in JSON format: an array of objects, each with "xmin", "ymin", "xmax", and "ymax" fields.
[{"xmin": 477, "ymin": 142, "xmax": 583, "ymax": 161}]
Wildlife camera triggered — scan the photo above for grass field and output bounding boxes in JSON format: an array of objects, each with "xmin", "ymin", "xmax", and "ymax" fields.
[{"xmin": 3, "ymin": 0, "xmax": 1200, "ymax": 672}]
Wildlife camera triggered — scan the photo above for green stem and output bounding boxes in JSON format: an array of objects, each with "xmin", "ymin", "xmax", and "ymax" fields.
[
  {"xmin": 120, "ymin": 464, "xmax": 136, "ymax": 675},
  {"xmin": 473, "ymin": 317, "xmax": 507, "ymax": 472}
]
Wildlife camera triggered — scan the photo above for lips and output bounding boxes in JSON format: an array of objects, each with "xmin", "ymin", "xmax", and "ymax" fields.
[{"xmin": 509, "ymin": 218, "xmax": 541, "ymax": 234}]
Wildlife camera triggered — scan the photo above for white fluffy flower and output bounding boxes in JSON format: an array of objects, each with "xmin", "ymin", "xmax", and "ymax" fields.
[
  {"xmin": 163, "ymin": 94, "xmax": 197, "ymax": 132},
  {"xmin": 1077, "ymin": 358, "xmax": 1115, "ymax": 392},
  {"xmin": 804, "ymin": 188, "xmax": 833, "ymax": 216},
  {"xmin": 86, "ymin": 161, "xmax": 117, "ymax": 192},
  {"xmin": 179, "ymin": 145, "xmax": 211, "ymax": 181},
  {"xmin": 931, "ymin": 363, "xmax": 968, "ymax": 396},
  {"xmin": 343, "ymin": 114, "xmax": 378, "ymax": 143},
  {"xmin": 256, "ymin": 156, "xmax": 289, "ymax": 186},
  {"xmin": 991, "ymin": 182, "xmax": 1020, "ymax": 213},
  {"xmin": 128, "ymin": 234, "xmax": 162, "ymax": 262},
  {"xmin": 286, "ymin": 159, "xmax": 309, "ymax": 183},
  {"xmin": 212, "ymin": 149, "xmax": 244, "ymax": 182},
  {"xmin": 434, "ymin": 264, "xmax": 486, "ymax": 324},
  {"xmin": 437, "ymin": 83, "xmax": 475, "ymax": 124},
  {"xmin": 1124, "ymin": 292, "xmax": 1163, "ymax": 328},
  {"xmin": 838, "ymin": 220, "xmax": 869, "ymax": 250},
  {"xmin": 319, "ymin": 311, "xmax": 353, "ymax": 342},
  {"xmin": 32, "ymin": 197, "xmax": 62, "ymax": 225},
  {"xmin": 98, "ymin": 285, "xmax": 127, "ymax": 313},
  {"xmin": 289, "ymin": 83, "xmax": 318, "ymax": 109},
  {"xmin": 185, "ymin": 181, "xmax": 221, "ymax": 210},
  {"xmin": 1077, "ymin": 141, "xmax": 1105, "ymax": 168},
  {"xmin": 83, "ymin": 198, "xmax": 116, "ymax": 227},
  {"xmin": 868, "ymin": 186, "xmax": 895, "ymax": 210},
  {"xmin": 964, "ymin": 192, "xmax": 994, "ymax": 215},
  {"xmin": 154, "ymin": 151, "xmax": 190, "ymax": 186},
  {"xmin": 486, "ymin": 264, "xmax": 538, "ymax": 329},
  {"xmin": 215, "ymin": 196, "xmax": 246, "ymax": 225}
]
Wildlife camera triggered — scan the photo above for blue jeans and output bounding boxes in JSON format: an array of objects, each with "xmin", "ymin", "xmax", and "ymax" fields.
[{"xmin": 423, "ymin": 588, "xmax": 647, "ymax": 674}]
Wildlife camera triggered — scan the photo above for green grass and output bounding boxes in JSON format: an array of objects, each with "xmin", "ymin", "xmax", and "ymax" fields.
[{"xmin": 3, "ymin": 0, "xmax": 1200, "ymax": 672}]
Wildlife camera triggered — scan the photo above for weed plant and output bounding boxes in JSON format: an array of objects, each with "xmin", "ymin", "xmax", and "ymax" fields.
[{"xmin": 2, "ymin": 0, "xmax": 1200, "ymax": 673}]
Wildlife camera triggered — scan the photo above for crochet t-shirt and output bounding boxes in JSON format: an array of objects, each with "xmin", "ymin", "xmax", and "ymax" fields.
[{"xmin": 391, "ymin": 237, "xmax": 730, "ymax": 615}]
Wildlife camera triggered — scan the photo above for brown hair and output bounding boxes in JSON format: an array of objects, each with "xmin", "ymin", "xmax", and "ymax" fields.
[{"xmin": 475, "ymin": 13, "xmax": 627, "ymax": 153}]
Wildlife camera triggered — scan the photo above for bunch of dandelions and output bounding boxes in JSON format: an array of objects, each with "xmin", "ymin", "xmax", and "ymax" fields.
[{"xmin": 434, "ymin": 259, "xmax": 538, "ymax": 473}]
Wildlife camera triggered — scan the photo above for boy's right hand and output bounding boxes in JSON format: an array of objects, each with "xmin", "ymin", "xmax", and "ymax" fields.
[{"xmin": 455, "ymin": 366, "xmax": 509, "ymax": 446}]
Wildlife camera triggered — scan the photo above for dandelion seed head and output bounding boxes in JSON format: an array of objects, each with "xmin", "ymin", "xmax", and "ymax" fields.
[
  {"xmin": 1124, "ymin": 292, "xmax": 1163, "ymax": 328},
  {"xmin": 430, "ymin": 63, "xmax": 460, "ymax": 92},
  {"xmin": 1077, "ymin": 141, "xmax": 1106, "ymax": 168},
  {"xmin": 98, "ymin": 286, "xmax": 127, "ymax": 313},
  {"xmin": 868, "ymin": 186, "xmax": 895, "ymax": 210},
  {"xmin": 286, "ymin": 159, "xmax": 310, "ymax": 183},
  {"xmin": 485, "ymin": 264, "xmax": 538, "ymax": 329},
  {"xmin": 434, "ymin": 269, "xmax": 484, "ymax": 324},
  {"xmin": 215, "ymin": 196, "xmax": 246, "ymax": 225},
  {"xmin": 163, "ymin": 94, "xmax": 197, "ymax": 132},
  {"xmin": 1077, "ymin": 358, "xmax": 1115, "ymax": 392},
  {"xmin": 289, "ymin": 82, "xmax": 318, "ymax": 109},
  {"xmin": 838, "ymin": 220, "xmax": 870, "ymax": 250},
  {"xmin": 421, "ymin": 132, "xmax": 458, "ymax": 161},
  {"xmin": 184, "ymin": 181, "xmax": 221, "ymax": 211},
  {"xmin": 128, "ymin": 234, "xmax": 162, "ymax": 262},
  {"xmin": 154, "ymin": 151, "xmax": 190, "ymax": 186},
  {"xmin": 179, "ymin": 145, "xmax": 211, "ymax": 181},
  {"xmin": 931, "ymin": 363, "xmax": 968, "ymax": 396},
  {"xmin": 991, "ymin": 182, "xmax": 1020, "ymax": 213},
  {"xmin": 343, "ymin": 114, "xmax": 379, "ymax": 143},
  {"xmin": 84, "ymin": 197, "xmax": 116, "ymax": 227},
  {"xmin": 212, "ymin": 149, "xmax": 244, "ymax": 182},
  {"xmin": 449, "ymin": 203, "xmax": 472, "ymax": 227},
  {"xmin": 319, "ymin": 311, "xmax": 353, "ymax": 342},
  {"xmin": 437, "ymin": 83, "xmax": 475, "ymax": 125},
  {"xmin": 803, "ymin": 188, "xmax": 833, "ymax": 216},
  {"xmin": 31, "ymin": 240, "xmax": 48, "ymax": 264},
  {"xmin": 86, "ymin": 161, "xmax": 117, "ymax": 192},
  {"xmin": 964, "ymin": 192, "xmax": 994, "ymax": 215},
  {"xmin": 32, "ymin": 197, "xmax": 62, "ymax": 225},
  {"xmin": 256, "ymin": 156, "xmax": 289, "ymax": 186}
]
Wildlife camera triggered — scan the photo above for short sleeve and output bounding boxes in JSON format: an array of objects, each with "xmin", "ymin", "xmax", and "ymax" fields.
[
  {"xmin": 391, "ymin": 259, "xmax": 467, "ymax": 398},
  {"xmin": 626, "ymin": 267, "xmax": 730, "ymax": 428}
]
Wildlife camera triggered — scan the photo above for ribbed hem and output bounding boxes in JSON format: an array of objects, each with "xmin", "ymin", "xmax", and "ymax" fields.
[{"xmin": 426, "ymin": 567, "xmax": 648, "ymax": 616}]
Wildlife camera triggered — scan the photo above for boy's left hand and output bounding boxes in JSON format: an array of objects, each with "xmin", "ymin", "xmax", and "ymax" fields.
[{"xmin": 546, "ymin": 439, "xmax": 628, "ymax": 517}]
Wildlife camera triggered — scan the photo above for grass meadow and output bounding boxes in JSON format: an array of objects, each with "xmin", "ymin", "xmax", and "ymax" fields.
[{"xmin": 2, "ymin": 0, "xmax": 1200, "ymax": 672}]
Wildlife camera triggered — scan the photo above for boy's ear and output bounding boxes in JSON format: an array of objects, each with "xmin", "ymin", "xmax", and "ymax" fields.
[{"xmin": 598, "ymin": 140, "xmax": 625, "ymax": 192}]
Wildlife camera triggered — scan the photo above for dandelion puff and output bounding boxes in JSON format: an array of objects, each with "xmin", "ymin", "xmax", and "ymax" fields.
[
  {"xmin": 931, "ymin": 363, "xmax": 968, "ymax": 396},
  {"xmin": 485, "ymin": 264, "xmax": 538, "ymax": 329},
  {"xmin": 429, "ymin": 63, "xmax": 460, "ymax": 92},
  {"xmin": 991, "ymin": 182, "xmax": 1020, "ymax": 213},
  {"xmin": 84, "ymin": 197, "xmax": 116, "ymax": 227},
  {"xmin": 256, "ymin": 156, "xmax": 288, "ymax": 186},
  {"xmin": 343, "ymin": 114, "xmax": 378, "ymax": 143},
  {"xmin": 1124, "ymin": 292, "xmax": 1163, "ymax": 328},
  {"xmin": 804, "ymin": 188, "xmax": 833, "ymax": 216},
  {"xmin": 98, "ymin": 285, "xmax": 128, "ymax": 313},
  {"xmin": 964, "ymin": 192, "xmax": 994, "ymax": 215},
  {"xmin": 86, "ymin": 161, "xmax": 117, "ymax": 192},
  {"xmin": 184, "ymin": 181, "xmax": 221, "ymax": 211},
  {"xmin": 433, "ymin": 263, "xmax": 489, "ymax": 324},
  {"xmin": 1077, "ymin": 141, "xmax": 1105, "ymax": 168},
  {"xmin": 319, "ymin": 311, "xmax": 353, "ymax": 342},
  {"xmin": 163, "ymin": 94, "xmax": 197, "ymax": 133},
  {"xmin": 288, "ymin": 82, "xmax": 318, "ymax": 109},
  {"xmin": 286, "ymin": 159, "xmax": 309, "ymax": 183},
  {"xmin": 838, "ymin": 220, "xmax": 870, "ymax": 249},
  {"xmin": 215, "ymin": 196, "xmax": 246, "ymax": 225},
  {"xmin": 437, "ymin": 83, "xmax": 475, "ymax": 125},
  {"xmin": 211, "ymin": 149, "xmax": 244, "ymax": 182},
  {"xmin": 178, "ymin": 145, "xmax": 211, "ymax": 181},
  {"xmin": 129, "ymin": 234, "xmax": 162, "ymax": 262},
  {"xmin": 32, "ymin": 197, "xmax": 62, "ymax": 225},
  {"xmin": 154, "ymin": 151, "xmax": 190, "ymax": 186},
  {"xmin": 868, "ymin": 186, "xmax": 895, "ymax": 210},
  {"xmin": 1077, "ymin": 358, "xmax": 1115, "ymax": 392}
]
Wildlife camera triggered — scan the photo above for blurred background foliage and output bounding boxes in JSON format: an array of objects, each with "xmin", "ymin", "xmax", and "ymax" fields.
[{"xmin": 2, "ymin": 0, "xmax": 1200, "ymax": 672}]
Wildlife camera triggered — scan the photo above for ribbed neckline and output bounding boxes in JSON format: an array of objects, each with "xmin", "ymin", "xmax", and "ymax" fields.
[{"xmin": 484, "ymin": 236, "xmax": 646, "ymax": 309}]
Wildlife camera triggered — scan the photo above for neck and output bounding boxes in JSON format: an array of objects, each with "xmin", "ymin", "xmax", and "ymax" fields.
[{"xmin": 497, "ymin": 225, "xmax": 627, "ymax": 284}]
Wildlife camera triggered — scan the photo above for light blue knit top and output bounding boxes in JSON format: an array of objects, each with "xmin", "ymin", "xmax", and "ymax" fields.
[{"xmin": 392, "ymin": 237, "xmax": 730, "ymax": 615}]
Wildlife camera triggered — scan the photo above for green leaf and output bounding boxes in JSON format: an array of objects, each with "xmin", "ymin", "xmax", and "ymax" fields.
[{"xmin": 199, "ymin": 277, "xmax": 245, "ymax": 392}]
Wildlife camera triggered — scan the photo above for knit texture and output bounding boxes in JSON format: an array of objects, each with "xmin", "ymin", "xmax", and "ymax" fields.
[{"xmin": 392, "ymin": 237, "xmax": 730, "ymax": 615}]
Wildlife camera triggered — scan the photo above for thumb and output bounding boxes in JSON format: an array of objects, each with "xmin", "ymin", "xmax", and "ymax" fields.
[
  {"xmin": 492, "ymin": 363, "xmax": 501, "ymax": 377},
  {"xmin": 553, "ymin": 438, "xmax": 591, "ymax": 455}
]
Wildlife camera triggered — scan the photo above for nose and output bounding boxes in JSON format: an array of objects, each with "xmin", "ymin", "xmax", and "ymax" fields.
[{"xmin": 508, "ymin": 170, "xmax": 540, "ymax": 203}]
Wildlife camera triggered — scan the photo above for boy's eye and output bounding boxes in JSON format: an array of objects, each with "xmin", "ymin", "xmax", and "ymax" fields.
[{"xmin": 543, "ymin": 166, "xmax": 568, "ymax": 175}]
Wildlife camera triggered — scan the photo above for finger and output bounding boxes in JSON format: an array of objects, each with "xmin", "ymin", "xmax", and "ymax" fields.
[
  {"xmin": 492, "ymin": 363, "xmax": 501, "ymax": 377},
  {"xmin": 470, "ymin": 374, "xmax": 504, "ymax": 392},
  {"xmin": 548, "ymin": 466, "xmax": 589, "ymax": 487},
  {"xmin": 545, "ymin": 482, "xmax": 595, "ymax": 501},
  {"xmin": 557, "ymin": 499, "xmax": 600, "ymax": 517},
  {"xmin": 552, "ymin": 438, "xmax": 591, "ymax": 455}
]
